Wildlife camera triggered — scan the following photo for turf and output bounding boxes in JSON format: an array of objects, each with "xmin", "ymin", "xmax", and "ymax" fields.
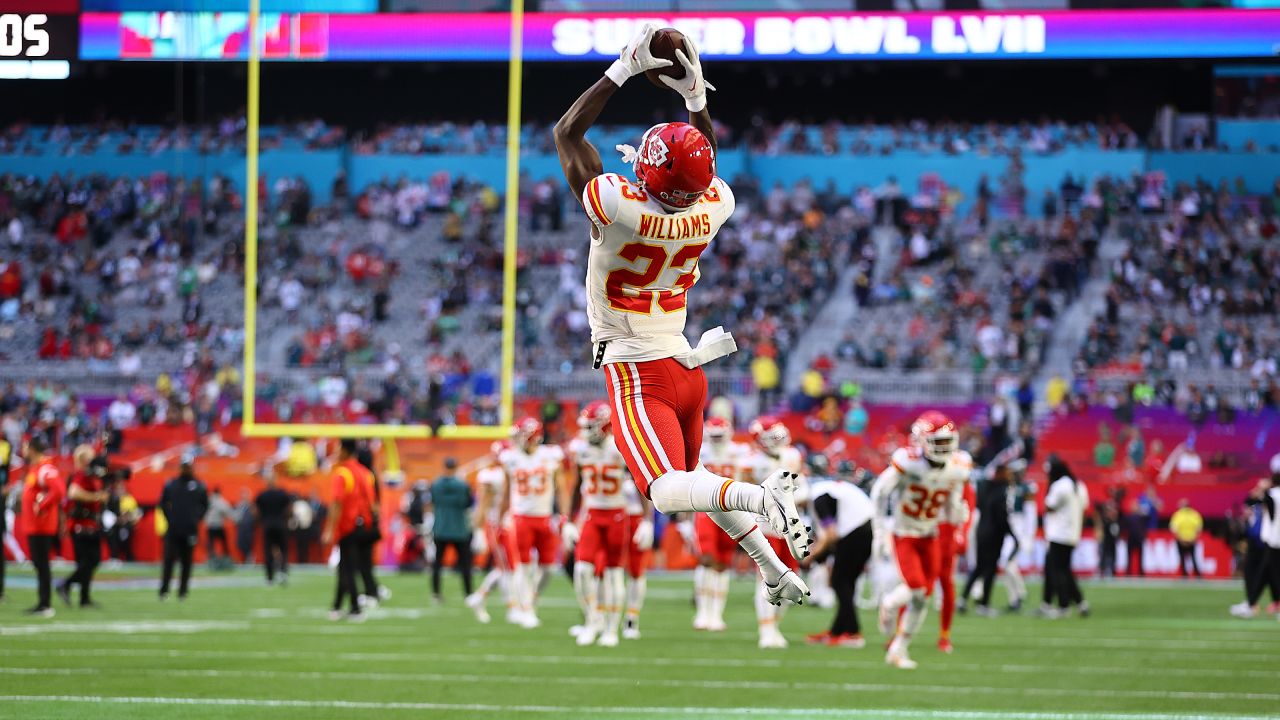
[{"xmin": 0, "ymin": 564, "xmax": 1275, "ymax": 720}]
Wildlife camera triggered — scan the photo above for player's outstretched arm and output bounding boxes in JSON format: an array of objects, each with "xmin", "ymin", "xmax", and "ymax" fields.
[
  {"xmin": 554, "ymin": 23, "xmax": 672, "ymax": 201},
  {"xmin": 553, "ymin": 77, "xmax": 615, "ymax": 201},
  {"xmin": 657, "ymin": 40, "xmax": 717, "ymax": 154}
]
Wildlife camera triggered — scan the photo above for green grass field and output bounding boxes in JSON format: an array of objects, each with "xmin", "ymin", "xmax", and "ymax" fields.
[{"xmin": 0, "ymin": 564, "xmax": 1276, "ymax": 720}]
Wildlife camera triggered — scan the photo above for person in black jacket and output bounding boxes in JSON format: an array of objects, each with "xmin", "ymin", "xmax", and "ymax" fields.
[
  {"xmin": 961, "ymin": 464, "xmax": 1013, "ymax": 615},
  {"xmin": 255, "ymin": 476, "xmax": 293, "ymax": 585},
  {"xmin": 159, "ymin": 458, "xmax": 209, "ymax": 600}
]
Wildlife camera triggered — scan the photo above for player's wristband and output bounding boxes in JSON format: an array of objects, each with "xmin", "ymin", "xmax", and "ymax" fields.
[
  {"xmin": 685, "ymin": 92, "xmax": 707, "ymax": 113},
  {"xmin": 605, "ymin": 60, "xmax": 631, "ymax": 87}
]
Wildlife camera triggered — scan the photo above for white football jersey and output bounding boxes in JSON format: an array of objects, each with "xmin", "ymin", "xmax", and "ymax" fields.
[
  {"xmin": 700, "ymin": 439, "xmax": 748, "ymax": 482},
  {"xmin": 476, "ymin": 465, "xmax": 506, "ymax": 525},
  {"xmin": 582, "ymin": 172, "xmax": 736, "ymax": 365},
  {"xmin": 567, "ymin": 435, "xmax": 629, "ymax": 511},
  {"xmin": 499, "ymin": 445, "xmax": 565, "ymax": 518},
  {"xmin": 871, "ymin": 447, "xmax": 972, "ymax": 538}
]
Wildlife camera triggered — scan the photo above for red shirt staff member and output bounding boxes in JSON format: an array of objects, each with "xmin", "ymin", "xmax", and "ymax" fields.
[
  {"xmin": 58, "ymin": 447, "xmax": 110, "ymax": 608},
  {"xmin": 322, "ymin": 439, "xmax": 375, "ymax": 622},
  {"xmin": 20, "ymin": 435, "xmax": 64, "ymax": 617}
]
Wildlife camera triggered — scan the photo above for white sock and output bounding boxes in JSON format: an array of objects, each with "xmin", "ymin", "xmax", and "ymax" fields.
[
  {"xmin": 601, "ymin": 568, "xmax": 625, "ymax": 638},
  {"xmin": 708, "ymin": 509, "xmax": 788, "ymax": 585},
  {"xmin": 898, "ymin": 589, "xmax": 929, "ymax": 646},
  {"xmin": 693, "ymin": 565, "xmax": 708, "ymax": 624},
  {"xmin": 882, "ymin": 582, "xmax": 912, "ymax": 613},
  {"xmin": 809, "ymin": 562, "xmax": 830, "ymax": 599},
  {"xmin": 574, "ymin": 561, "xmax": 600, "ymax": 626},
  {"xmin": 477, "ymin": 568, "xmax": 502, "ymax": 598},
  {"xmin": 626, "ymin": 575, "xmax": 646, "ymax": 616},
  {"xmin": 535, "ymin": 565, "xmax": 551, "ymax": 598},
  {"xmin": 755, "ymin": 578, "xmax": 778, "ymax": 635},
  {"xmin": 519, "ymin": 563, "xmax": 538, "ymax": 613},
  {"xmin": 710, "ymin": 569, "xmax": 730, "ymax": 624},
  {"xmin": 1003, "ymin": 562, "xmax": 1026, "ymax": 602},
  {"xmin": 648, "ymin": 468, "xmax": 765, "ymax": 516}
]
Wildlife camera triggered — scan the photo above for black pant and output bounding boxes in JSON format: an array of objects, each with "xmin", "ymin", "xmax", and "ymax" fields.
[
  {"xmin": 28, "ymin": 534, "xmax": 55, "ymax": 609},
  {"xmin": 432, "ymin": 538, "xmax": 475, "ymax": 597},
  {"xmin": 1245, "ymin": 545, "xmax": 1280, "ymax": 606},
  {"xmin": 333, "ymin": 533, "xmax": 363, "ymax": 613},
  {"xmin": 109, "ymin": 525, "xmax": 135, "ymax": 562},
  {"xmin": 160, "ymin": 534, "xmax": 195, "ymax": 597},
  {"xmin": 1099, "ymin": 536, "xmax": 1117, "ymax": 578},
  {"xmin": 0, "ymin": 532, "xmax": 6, "ymax": 598},
  {"xmin": 237, "ymin": 526, "xmax": 255, "ymax": 564},
  {"xmin": 1043, "ymin": 541, "xmax": 1083, "ymax": 609},
  {"xmin": 358, "ymin": 531, "xmax": 379, "ymax": 597},
  {"xmin": 829, "ymin": 522, "xmax": 873, "ymax": 636},
  {"xmin": 1127, "ymin": 533, "xmax": 1146, "ymax": 576},
  {"xmin": 263, "ymin": 526, "xmax": 289, "ymax": 582},
  {"xmin": 963, "ymin": 531, "xmax": 1003, "ymax": 607},
  {"xmin": 1177, "ymin": 541, "xmax": 1201, "ymax": 577},
  {"xmin": 63, "ymin": 532, "xmax": 102, "ymax": 604},
  {"xmin": 294, "ymin": 530, "xmax": 317, "ymax": 564},
  {"xmin": 206, "ymin": 527, "xmax": 229, "ymax": 559}
]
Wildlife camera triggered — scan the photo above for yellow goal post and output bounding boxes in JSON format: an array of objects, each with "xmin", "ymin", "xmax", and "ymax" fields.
[{"xmin": 238, "ymin": 0, "xmax": 525, "ymax": 441}]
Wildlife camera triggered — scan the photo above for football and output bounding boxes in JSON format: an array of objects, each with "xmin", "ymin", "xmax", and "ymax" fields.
[{"xmin": 645, "ymin": 27, "xmax": 688, "ymax": 89}]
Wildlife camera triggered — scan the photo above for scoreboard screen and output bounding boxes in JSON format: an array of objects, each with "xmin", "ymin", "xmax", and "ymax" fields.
[{"xmin": 0, "ymin": 12, "xmax": 78, "ymax": 60}]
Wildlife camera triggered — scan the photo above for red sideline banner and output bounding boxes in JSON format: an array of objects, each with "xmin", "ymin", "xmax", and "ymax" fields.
[{"xmin": 1014, "ymin": 530, "xmax": 1233, "ymax": 579}]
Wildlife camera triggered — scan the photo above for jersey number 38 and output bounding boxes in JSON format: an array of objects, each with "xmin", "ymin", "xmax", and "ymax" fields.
[{"xmin": 900, "ymin": 485, "xmax": 950, "ymax": 520}]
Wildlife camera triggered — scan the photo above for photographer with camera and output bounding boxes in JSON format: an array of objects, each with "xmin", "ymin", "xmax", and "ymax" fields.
[{"xmin": 56, "ymin": 446, "xmax": 110, "ymax": 608}]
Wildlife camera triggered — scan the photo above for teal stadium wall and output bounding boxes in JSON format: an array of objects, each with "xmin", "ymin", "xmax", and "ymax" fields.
[{"xmin": 4, "ymin": 131, "xmax": 1276, "ymax": 216}]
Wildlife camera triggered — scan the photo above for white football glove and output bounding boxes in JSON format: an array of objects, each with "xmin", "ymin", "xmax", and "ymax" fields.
[
  {"xmin": 560, "ymin": 521, "xmax": 580, "ymax": 548},
  {"xmin": 659, "ymin": 44, "xmax": 716, "ymax": 113},
  {"xmin": 872, "ymin": 533, "xmax": 894, "ymax": 562},
  {"xmin": 632, "ymin": 518, "xmax": 655, "ymax": 551},
  {"xmin": 675, "ymin": 518, "xmax": 698, "ymax": 552},
  {"xmin": 471, "ymin": 529, "xmax": 488, "ymax": 556},
  {"xmin": 604, "ymin": 23, "xmax": 674, "ymax": 88}
]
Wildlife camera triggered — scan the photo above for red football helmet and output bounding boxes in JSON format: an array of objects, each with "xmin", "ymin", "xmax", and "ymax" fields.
[
  {"xmin": 705, "ymin": 415, "xmax": 732, "ymax": 444},
  {"xmin": 511, "ymin": 416, "xmax": 543, "ymax": 452},
  {"xmin": 911, "ymin": 411, "xmax": 958, "ymax": 464},
  {"xmin": 749, "ymin": 415, "xmax": 790, "ymax": 453},
  {"xmin": 633, "ymin": 122, "xmax": 715, "ymax": 209},
  {"xmin": 577, "ymin": 401, "xmax": 612, "ymax": 444}
]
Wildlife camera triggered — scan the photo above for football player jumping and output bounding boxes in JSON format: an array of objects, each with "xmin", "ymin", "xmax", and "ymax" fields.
[
  {"xmin": 553, "ymin": 23, "xmax": 810, "ymax": 607},
  {"xmin": 870, "ymin": 412, "xmax": 971, "ymax": 669}
]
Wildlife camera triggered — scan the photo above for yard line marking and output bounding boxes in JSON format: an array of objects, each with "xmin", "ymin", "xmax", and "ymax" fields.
[
  {"xmin": 0, "ymin": 620, "xmax": 248, "ymax": 636},
  {"xmin": 4, "ymin": 646, "xmax": 1278, "ymax": 673},
  {"xmin": 0, "ymin": 695, "xmax": 1269, "ymax": 720},
  {"xmin": 0, "ymin": 666, "xmax": 1276, "ymax": 702}
]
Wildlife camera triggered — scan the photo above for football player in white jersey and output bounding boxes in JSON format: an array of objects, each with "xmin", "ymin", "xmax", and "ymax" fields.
[
  {"xmin": 870, "ymin": 411, "xmax": 972, "ymax": 669},
  {"xmin": 692, "ymin": 415, "xmax": 745, "ymax": 631},
  {"xmin": 564, "ymin": 401, "xmax": 634, "ymax": 647},
  {"xmin": 497, "ymin": 417, "xmax": 568, "ymax": 629},
  {"xmin": 553, "ymin": 23, "xmax": 810, "ymax": 610},
  {"xmin": 467, "ymin": 441, "xmax": 514, "ymax": 625},
  {"xmin": 746, "ymin": 416, "xmax": 810, "ymax": 649}
]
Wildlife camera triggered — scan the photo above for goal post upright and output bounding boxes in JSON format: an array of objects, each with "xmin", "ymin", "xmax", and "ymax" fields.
[{"xmin": 239, "ymin": 0, "xmax": 523, "ymax": 442}]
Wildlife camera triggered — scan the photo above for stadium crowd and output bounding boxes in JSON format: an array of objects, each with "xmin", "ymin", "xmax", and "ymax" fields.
[
  {"xmin": 4, "ymin": 117, "xmax": 1280, "ymax": 427},
  {"xmin": 5, "ymin": 116, "xmax": 1146, "ymax": 158}
]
